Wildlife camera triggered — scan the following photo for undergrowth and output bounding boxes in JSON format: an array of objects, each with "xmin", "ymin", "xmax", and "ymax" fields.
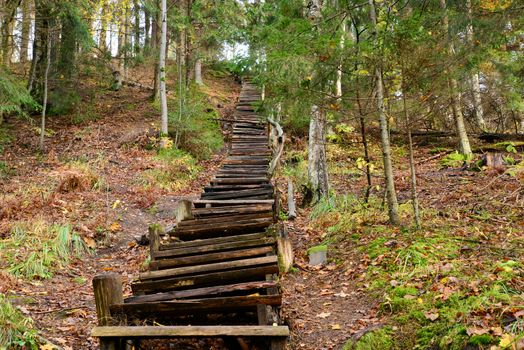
[
  {"xmin": 0, "ymin": 294, "xmax": 39, "ymax": 349},
  {"xmin": 0, "ymin": 221, "xmax": 90, "ymax": 280},
  {"xmin": 307, "ymin": 191, "xmax": 524, "ymax": 349},
  {"xmin": 140, "ymin": 147, "xmax": 201, "ymax": 191},
  {"xmin": 167, "ymin": 84, "xmax": 223, "ymax": 160}
]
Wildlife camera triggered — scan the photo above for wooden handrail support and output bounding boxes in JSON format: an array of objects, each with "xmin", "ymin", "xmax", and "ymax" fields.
[
  {"xmin": 92, "ymin": 273, "xmax": 124, "ymax": 350},
  {"xmin": 267, "ymin": 117, "xmax": 284, "ymax": 177}
]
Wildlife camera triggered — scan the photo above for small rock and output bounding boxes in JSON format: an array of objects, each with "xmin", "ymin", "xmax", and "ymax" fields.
[{"xmin": 308, "ymin": 245, "xmax": 328, "ymax": 266}]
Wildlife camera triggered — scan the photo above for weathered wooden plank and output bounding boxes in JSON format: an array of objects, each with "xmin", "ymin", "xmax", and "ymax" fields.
[
  {"xmin": 111, "ymin": 295, "xmax": 282, "ymax": 318},
  {"xmin": 155, "ymin": 236, "xmax": 275, "ymax": 259},
  {"xmin": 176, "ymin": 212, "xmax": 272, "ymax": 228},
  {"xmin": 211, "ymin": 177, "xmax": 269, "ymax": 185},
  {"xmin": 125, "ymin": 281, "xmax": 278, "ymax": 303},
  {"xmin": 192, "ymin": 204, "xmax": 272, "ymax": 217},
  {"xmin": 140, "ymin": 256, "xmax": 278, "ymax": 281},
  {"xmin": 92, "ymin": 325, "xmax": 290, "ymax": 337},
  {"xmin": 159, "ymin": 231, "xmax": 271, "ymax": 251},
  {"xmin": 171, "ymin": 218, "xmax": 274, "ymax": 240},
  {"xmin": 131, "ymin": 265, "xmax": 279, "ymax": 294},
  {"xmin": 193, "ymin": 199, "xmax": 274, "ymax": 205},
  {"xmin": 149, "ymin": 246, "xmax": 274, "ymax": 270},
  {"xmin": 200, "ymin": 188, "xmax": 273, "ymax": 200}
]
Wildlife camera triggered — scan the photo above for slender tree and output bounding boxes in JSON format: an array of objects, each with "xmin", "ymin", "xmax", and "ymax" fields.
[
  {"xmin": 368, "ymin": 0, "xmax": 399, "ymax": 225},
  {"xmin": 159, "ymin": 0, "xmax": 168, "ymax": 140}
]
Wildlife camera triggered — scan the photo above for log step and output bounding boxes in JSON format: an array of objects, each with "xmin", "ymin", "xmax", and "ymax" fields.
[
  {"xmin": 92, "ymin": 325, "xmax": 290, "ymax": 337},
  {"xmin": 131, "ymin": 265, "xmax": 279, "ymax": 294},
  {"xmin": 140, "ymin": 256, "xmax": 278, "ymax": 281}
]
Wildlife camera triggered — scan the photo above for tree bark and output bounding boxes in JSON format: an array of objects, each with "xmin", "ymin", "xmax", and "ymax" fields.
[
  {"xmin": 159, "ymin": 0, "xmax": 168, "ymax": 138},
  {"xmin": 195, "ymin": 57, "xmax": 203, "ymax": 85},
  {"xmin": 305, "ymin": 0, "xmax": 329, "ymax": 204},
  {"xmin": 40, "ymin": 29, "xmax": 51, "ymax": 152},
  {"xmin": 335, "ymin": 19, "xmax": 345, "ymax": 99},
  {"xmin": 308, "ymin": 106, "xmax": 329, "ymax": 203},
  {"xmin": 466, "ymin": 0, "xmax": 487, "ymax": 131},
  {"xmin": 133, "ymin": 0, "xmax": 140, "ymax": 54},
  {"xmin": 99, "ymin": 0, "xmax": 109, "ymax": 51},
  {"xmin": 369, "ymin": 0, "xmax": 399, "ymax": 225},
  {"xmin": 144, "ymin": 6, "xmax": 151, "ymax": 49},
  {"xmin": 151, "ymin": 0, "xmax": 161, "ymax": 99},
  {"xmin": 1, "ymin": 0, "xmax": 21, "ymax": 65},
  {"xmin": 440, "ymin": 0, "xmax": 472, "ymax": 156},
  {"xmin": 20, "ymin": 0, "xmax": 32, "ymax": 63}
]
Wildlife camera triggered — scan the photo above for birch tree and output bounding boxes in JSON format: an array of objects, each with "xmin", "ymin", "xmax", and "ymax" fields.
[
  {"xmin": 159, "ymin": 0, "xmax": 168, "ymax": 142},
  {"xmin": 306, "ymin": 0, "xmax": 329, "ymax": 204}
]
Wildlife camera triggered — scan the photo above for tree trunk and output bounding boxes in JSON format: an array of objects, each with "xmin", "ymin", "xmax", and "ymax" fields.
[
  {"xmin": 150, "ymin": 1, "xmax": 158, "ymax": 51},
  {"xmin": 1, "ymin": 0, "xmax": 21, "ymax": 65},
  {"xmin": 20, "ymin": 0, "xmax": 31, "ymax": 63},
  {"xmin": 133, "ymin": 0, "xmax": 140, "ymax": 54},
  {"xmin": 40, "ymin": 29, "xmax": 51, "ymax": 152},
  {"xmin": 440, "ymin": 0, "xmax": 472, "ymax": 156},
  {"xmin": 144, "ymin": 6, "xmax": 150, "ymax": 49},
  {"xmin": 99, "ymin": 0, "xmax": 109, "ymax": 51},
  {"xmin": 335, "ymin": 20, "xmax": 345, "ymax": 99},
  {"xmin": 369, "ymin": 0, "xmax": 399, "ymax": 225},
  {"xmin": 466, "ymin": 0, "xmax": 486, "ymax": 131},
  {"xmin": 184, "ymin": 0, "xmax": 193, "ymax": 88},
  {"xmin": 308, "ymin": 106, "xmax": 329, "ymax": 203},
  {"xmin": 159, "ymin": 0, "xmax": 168, "ymax": 138},
  {"xmin": 151, "ymin": 0, "xmax": 161, "ymax": 99},
  {"xmin": 195, "ymin": 57, "xmax": 203, "ymax": 85}
]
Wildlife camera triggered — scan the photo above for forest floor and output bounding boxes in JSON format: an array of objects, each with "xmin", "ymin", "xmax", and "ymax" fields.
[
  {"xmin": 277, "ymin": 132, "xmax": 524, "ymax": 349},
  {"xmin": 1, "ymin": 70, "xmax": 524, "ymax": 350},
  {"xmin": 0, "ymin": 69, "xmax": 240, "ymax": 349}
]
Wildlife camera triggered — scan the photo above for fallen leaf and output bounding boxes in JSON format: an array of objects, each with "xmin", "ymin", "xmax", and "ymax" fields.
[
  {"xmin": 331, "ymin": 324, "xmax": 341, "ymax": 330},
  {"xmin": 83, "ymin": 236, "xmax": 96, "ymax": 249},
  {"xmin": 424, "ymin": 311, "xmax": 439, "ymax": 321},
  {"xmin": 316, "ymin": 312, "xmax": 331, "ymax": 319},
  {"xmin": 109, "ymin": 222, "xmax": 122, "ymax": 232},
  {"xmin": 334, "ymin": 291, "xmax": 348, "ymax": 298},
  {"xmin": 499, "ymin": 333, "xmax": 515, "ymax": 348},
  {"xmin": 40, "ymin": 344, "xmax": 56, "ymax": 350}
]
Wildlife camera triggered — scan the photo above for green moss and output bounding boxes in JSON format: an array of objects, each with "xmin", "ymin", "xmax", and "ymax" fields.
[
  {"xmin": 342, "ymin": 328, "xmax": 393, "ymax": 350},
  {"xmin": 307, "ymin": 244, "xmax": 328, "ymax": 254}
]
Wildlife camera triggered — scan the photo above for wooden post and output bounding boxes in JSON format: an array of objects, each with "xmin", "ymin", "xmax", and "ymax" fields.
[
  {"xmin": 93, "ymin": 274, "xmax": 124, "ymax": 350},
  {"xmin": 287, "ymin": 180, "xmax": 296, "ymax": 220},
  {"xmin": 148, "ymin": 224, "xmax": 163, "ymax": 265},
  {"xmin": 176, "ymin": 199, "xmax": 194, "ymax": 222}
]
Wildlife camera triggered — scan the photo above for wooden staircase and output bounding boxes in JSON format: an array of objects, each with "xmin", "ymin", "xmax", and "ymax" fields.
[{"xmin": 92, "ymin": 81, "xmax": 289, "ymax": 349}]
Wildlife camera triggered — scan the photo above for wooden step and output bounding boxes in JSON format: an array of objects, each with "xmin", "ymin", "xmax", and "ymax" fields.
[
  {"xmin": 110, "ymin": 295, "xmax": 282, "ymax": 318},
  {"xmin": 160, "ymin": 231, "xmax": 272, "ymax": 251},
  {"xmin": 92, "ymin": 325, "xmax": 289, "ymax": 337},
  {"xmin": 131, "ymin": 265, "xmax": 279, "ymax": 294},
  {"xmin": 140, "ymin": 256, "xmax": 278, "ymax": 281},
  {"xmin": 155, "ymin": 236, "xmax": 275, "ymax": 259},
  {"xmin": 149, "ymin": 246, "xmax": 274, "ymax": 270},
  {"xmin": 171, "ymin": 217, "xmax": 274, "ymax": 240},
  {"xmin": 125, "ymin": 281, "xmax": 278, "ymax": 303}
]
